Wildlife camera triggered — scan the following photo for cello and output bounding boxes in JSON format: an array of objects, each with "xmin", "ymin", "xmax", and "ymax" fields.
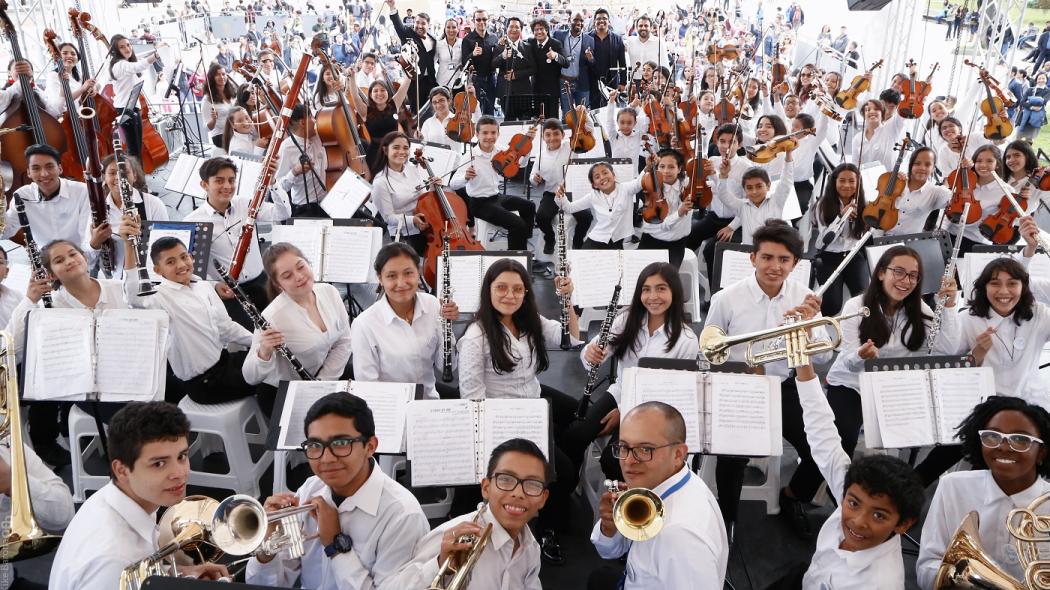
[
  {"xmin": 862, "ymin": 135, "xmax": 912, "ymax": 230},
  {"xmin": 311, "ymin": 38, "xmax": 370, "ymax": 185},
  {"xmin": 0, "ymin": 1, "xmax": 67, "ymax": 192},
  {"xmin": 42, "ymin": 30, "xmax": 86, "ymax": 181},
  {"xmin": 412, "ymin": 147, "xmax": 483, "ymax": 286}
]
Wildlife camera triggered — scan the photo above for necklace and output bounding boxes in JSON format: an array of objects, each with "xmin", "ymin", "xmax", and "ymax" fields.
[{"xmin": 991, "ymin": 319, "xmax": 1021, "ymax": 362}]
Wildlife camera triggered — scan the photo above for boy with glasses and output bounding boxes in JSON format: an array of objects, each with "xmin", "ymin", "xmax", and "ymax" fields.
[
  {"xmin": 247, "ymin": 392, "xmax": 429, "ymax": 589},
  {"xmin": 391, "ymin": 438, "xmax": 551, "ymax": 588}
]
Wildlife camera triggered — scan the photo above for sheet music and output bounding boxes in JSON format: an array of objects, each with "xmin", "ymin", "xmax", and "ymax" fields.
[
  {"xmin": 480, "ymin": 255, "xmax": 529, "ymax": 277},
  {"xmin": 270, "ymin": 224, "xmax": 325, "ymax": 271},
  {"xmin": 163, "ymin": 154, "xmax": 201, "ymax": 194},
  {"xmin": 323, "ymin": 227, "xmax": 376, "ymax": 283},
  {"xmin": 407, "ymin": 400, "xmax": 478, "ymax": 486},
  {"xmin": 623, "ymin": 251, "xmax": 669, "ymax": 297},
  {"xmin": 707, "ymin": 373, "xmax": 774, "ymax": 456},
  {"xmin": 566, "ymin": 129, "xmax": 607, "ymax": 158},
  {"xmin": 961, "ymin": 253, "xmax": 1013, "ymax": 301},
  {"xmin": 445, "ymin": 256, "xmax": 484, "ymax": 313},
  {"xmin": 482, "ymin": 399, "xmax": 550, "ymax": 464},
  {"xmin": 4, "ymin": 260, "xmax": 30, "ymax": 299},
  {"xmin": 145, "ymin": 226, "xmax": 195, "ymax": 281},
  {"xmin": 95, "ymin": 313, "xmax": 160, "ymax": 398},
  {"xmin": 413, "ymin": 141, "xmax": 459, "ymax": 179},
  {"xmin": 621, "ymin": 368, "xmax": 702, "ymax": 451},
  {"xmin": 859, "ymin": 162, "xmax": 887, "ymax": 196},
  {"xmin": 869, "ymin": 370, "xmax": 935, "ymax": 448},
  {"xmin": 320, "ymin": 171, "xmax": 373, "ymax": 219},
  {"xmin": 276, "ymin": 380, "xmax": 350, "ymax": 449},
  {"xmin": 931, "ymin": 368, "xmax": 994, "ymax": 443},
  {"xmin": 235, "ymin": 158, "xmax": 265, "ymax": 202},
  {"xmin": 347, "ymin": 381, "xmax": 415, "ymax": 454},
  {"xmin": 495, "ymin": 123, "xmax": 531, "ymax": 151},
  {"xmin": 28, "ymin": 311, "xmax": 95, "ymax": 399}
]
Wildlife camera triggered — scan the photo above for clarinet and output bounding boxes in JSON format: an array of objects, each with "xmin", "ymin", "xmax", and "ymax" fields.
[
  {"xmin": 439, "ymin": 233, "xmax": 454, "ymax": 382},
  {"xmin": 927, "ymin": 202, "xmax": 969, "ymax": 353},
  {"xmin": 576, "ymin": 274, "xmax": 623, "ymax": 419},
  {"xmin": 114, "ymin": 132, "xmax": 156, "ymax": 297},
  {"xmin": 212, "ymin": 260, "xmax": 315, "ymax": 381},
  {"xmin": 14, "ymin": 195, "xmax": 51, "ymax": 308},
  {"xmin": 556, "ymin": 209, "xmax": 571, "ymax": 350}
]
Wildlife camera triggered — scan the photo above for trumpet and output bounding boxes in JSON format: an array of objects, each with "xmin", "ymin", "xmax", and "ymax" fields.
[
  {"xmin": 429, "ymin": 503, "xmax": 493, "ymax": 590},
  {"xmin": 700, "ymin": 308, "xmax": 869, "ymax": 368},
  {"xmin": 211, "ymin": 494, "xmax": 318, "ymax": 559},
  {"xmin": 604, "ymin": 480, "xmax": 665, "ymax": 541}
]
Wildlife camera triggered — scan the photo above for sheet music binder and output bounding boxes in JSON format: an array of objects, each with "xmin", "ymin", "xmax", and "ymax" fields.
[
  {"xmin": 270, "ymin": 222, "xmax": 382, "ymax": 284},
  {"xmin": 435, "ymin": 250, "xmax": 533, "ymax": 313},
  {"xmin": 868, "ymin": 231, "xmax": 951, "ymax": 295},
  {"xmin": 137, "ymin": 221, "xmax": 214, "ymax": 280}
]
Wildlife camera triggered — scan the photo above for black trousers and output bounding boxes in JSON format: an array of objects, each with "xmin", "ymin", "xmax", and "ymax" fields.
[
  {"xmin": 814, "ymin": 249, "xmax": 870, "ymax": 317},
  {"xmin": 468, "ymin": 195, "xmax": 536, "ymax": 250},
  {"xmin": 583, "ymin": 237, "xmax": 624, "ymax": 250},
  {"xmin": 223, "ymin": 272, "xmax": 270, "ymax": 332},
  {"xmin": 914, "ymin": 445, "xmax": 965, "ymax": 487},
  {"xmin": 638, "ymin": 233, "xmax": 689, "ymax": 268},
  {"xmin": 826, "ymin": 383, "xmax": 863, "ymax": 459},
  {"xmin": 117, "ymin": 107, "xmax": 144, "ymax": 159},
  {"xmin": 686, "ymin": 210, "xmax": 736, "ymax": 283},
  {"xmin": 715, "ymin": 378, "xmax": 822, "ymax": 524},
  {"xmin": 560, "ymin": 391, "xmax": 624, "ymax": 482},
  {"xmin": 536, "ymin": 191, "xmax": 592, "ymax": 250},
  {"xmin": 474, "ymin": 75, "xmax": 497, "ymax": 115},
  {"xmin": 171, "ymin": 350, "xmax": 270, "ymax": 414},
  {"xmin": 794, "ymin": 180, "xmax": 814, "ymax": 220}
]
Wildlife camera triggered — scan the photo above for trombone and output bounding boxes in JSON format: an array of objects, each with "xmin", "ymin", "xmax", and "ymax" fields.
[
  {"xmin": 604, "ymin": 479, "xmax": 664, "ymax": 541},
  {"xmin": 429, "ymin": 502, "xmax": 493, "ymax": 590}
]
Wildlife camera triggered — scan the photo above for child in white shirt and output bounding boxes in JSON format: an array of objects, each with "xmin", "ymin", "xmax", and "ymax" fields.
[{"xmin": 713, "ymin": 150, "xmax": 795, "ymax": 245}]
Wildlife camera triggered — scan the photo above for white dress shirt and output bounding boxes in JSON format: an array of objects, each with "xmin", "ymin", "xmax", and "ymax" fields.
[
  {"xmin": 812, "ymin": 206, "xmax": 865, "ymax": 254},
  {"xmin": 873, "ymin": 181, "xmax": 952, "ymax": 237},
  {"xmin": 98, "ymin": 189, "xmax": 169, "ymax": 280},
  {"xmin": 420, "ymin": 110, "xmax": 480, "ymax": 149},
  {"xmin": 705, "ymin": 273, "xmax": 832, "ymax": 380},
  {"xmin": 605, "ymin": 105, "xmax": 648, "ymax": 165},
  {"xmin": 917, "ymin": 470, "xmax": 1050, "ymax": 589},
  {"xmin": 562, "ymin": 178, "xmax": 644, "ymax": 244},
  {"xmin": 590, "ymin": 466, "xmax": 728, "ymax": 589},
  {"xmin": 955, "ymin": 303, "xmax": 1050, "ymax": 407},
  {"xmin": 957, "ymin": 181, "xmax": 1010, "ymax": 246},
  {"xmin": 201, "ymin": 97, "xmax": 236, "ymax": 140},
  {"xmin": 0, "ymin": 284, "xmax": 23, "ymax": 330},
  {"xmin": 108, "ymin": 60, "xmax": 152, "ymax": 109},
  {"xmin": 243, "ymin": 283, "xmax": 352, "ymax": 386},
  {"xmin": 826, "ymin": 296, "xmax": 960, "ymax": 391},
  {"xmin": 458, "ymin": 316, "xmax": 579, "ymax": 399},
  {"xmin": 227, "ymin": 131, "xmax": 265, "ymax": 156},
  {"xmin": 626, "ymin": 35, "xmax": 670, "ymax": 78},
  {"xmin": 451, "ymin": 146, "xmax": 501, "ymax": 198},
  {"xmin": 246, "ymin": 464, "xmax": 430, "ymax": 589},
  {"xmin": 350, "ymin": 293, "xmax": 452, "ymax": 399},
  {"xmin": 795, "ymin": 377, "xmax": 907, "ymax": 590},
  {"xmin": 580, "ymin": 312, "xmax": 699, "ymax": 404},
  {"xmin": 4, "ymin": 179, "xmax": 94, "ymax": 254},
  {"xmin": 125, "ymin": 275, "xmax": 252, "ymax": 380},
  {"xmin": 851, "ymin": 112, "xmax": 907, "ymax": 172},
  {"xmin": 435, "ymin": 38, "xmax": 464, "ymax": 87},
  {"xmin": 389, "ymin": 507, "xmax": 542, "ymax": 590},
  {"xmin": 706, "ymin": 155, "xmax": 751, "ymax": 218},
  {"xmin": 277, "ymin": 133, "xmax": 329, "ymax": 206},
  {"xmin": 182, "ymin": 193, "xmax": 292, "ymax": 284},
  {"xmin": 48, "ymin": 482, "xmax": 159, "ymax": 590},
  {"xmin": 529, "ymin": 142, "xmax": 570, "ymax": 194},
  {"xmin": 936, "ymin": 135, "xmax": 990, "ymax": 176},
  {"xmin": 640, "ymin": 178, "xmax": 692, "ymax": 241},
  {"xmin": 6, "ymin": 278, "xmax": 128, "ymax": 361},
  {"xmin": 714, "ymin": 163, "xmax": 794, "ymax": 245},
  {"xmin": 371, "ymin": 165, "xmax": 426, "ymax": 237},
  {"xmin": 42, "ymin": 70, "xmax": 84, "ymax": 118}
]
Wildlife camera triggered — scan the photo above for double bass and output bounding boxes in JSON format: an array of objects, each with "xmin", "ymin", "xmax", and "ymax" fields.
[
  {"xmin": 412, "ymin": 148, "xmax": 483, "ymax": 286},
  {"xmin": 42, "ymin": 30, "xmax": 86, "ymax": 181},
  {"xmin": 0, "ymin": 1, "xmax": 67, "ymax": 192},
  {"xmin": 311, "ymin": 38, "xmax": 370, "ymax": 185}
]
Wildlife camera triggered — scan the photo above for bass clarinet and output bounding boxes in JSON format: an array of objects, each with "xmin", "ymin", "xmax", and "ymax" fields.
[
  {"xmin": 13, "ymin": 195, "xmax": 51, "ymax": 308},
  {"xmin": 213, "ymin": 260, "xmax": 315, "ymax": 381},
  {"xmin": 576, "ymin": 270, "xmax": 623, "ymax": 419},
  {"xmin": 927, "ymin": 202, "xmax": 969, "ymax": 352},
  {"xmin": 113, "ymin": 131, "xmax": 156, "ymax": 296},
  {"xmin": 228, "ymin": 54, "xmax": 311, "ymax": 279},
  {"xmin": 556, "ymin": 209, "xmax": 572, "ymax": 350},
  {"xmin": 440, "ymin": 232, "xmax": 454, "ymax": 382}
]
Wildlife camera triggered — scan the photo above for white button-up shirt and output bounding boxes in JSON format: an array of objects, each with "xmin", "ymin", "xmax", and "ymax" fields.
[
  {"xmin": 109, "ymin": 59, "xmax": 153, "ymax": 109},
  {"xmin": 0, "ymin": 284, "xmax": 23, "ymax": 331},
  {"xmin": 590, "ymin": 466, "xmax": 728, "ymax": 589},
  {"xmin": 371, "ymin": 165, "xmax": 426, "ymax": 237},
  {"xmin": 277, "ymin": 133, "xmax": 329, "ymax": 206},
  {"xmin": 201, "ymin": 97, "xmax": 236, "ymax": 140},
  {"xmin": 243, "ymin": 283, "xmax": 352, "ymax": 386},
  {"xmin": 917, "ymin": 470, "xmax": 1050, "ymax": 589},
  {"xmin": 795, "ymin": 377, "xmax": 907, "ymax": 590},
  {"xmin": 183, "ymin": 193, "xmax": 292, "ymax": 284},
  {"xmin": 49, "ymin": 482, "xmax": 159, "ymax": 590},
  {"xmin": 435, "ymin": 38, "xmax": 463, "ymax": 87},
  {"xmin": 4, "ymin": 179, "xmax": 94, "ymax": 253},
  {"xmin": 580, "ymin": 312, "xmax": 699, "ymax": 404},
  {"xmin": 458, "ymin": 316, "xmax": 577, "ymax": 399},
  {"xmin": 246, "ymin": 464, "xmax": 430, "ymax": 589},
  {"xmin": 605, "ymin": 105, "xmax": 649, "ymax": 165},
  {"xmin": 126, "ymin": 274, "xmax": 252, "ymax": 380},
  {"xmin": 873, "ymin": 181, "xmax": 952, "ymax": 237},
  {"xmin": 529, "ymin": 142, "xmax": 570, "ymax": 194},
  {"xmin": 350, "ymin": 293, "xmax": 452, "ymax": 399},
  {"xmin": 562, "ymin": 178, "xmax": 643, "ymax": 244},
  {"xmin": 956, "ymin": 181, "xmax": 1010, "ymax": 245},
  {"xmin": 99, "ymin": 189, "xmax": 170, "ymax": 280},
  {"xmin": 451, "ymin": 147, "xmax": 501, "ymax": 198},
  {"xmin": 955, "ymin": 303, "xmax": 1050, "ymax": 407},
  {"xmin": 705, "ymin": 273, "xmax": 832, "ymax": 380},
  {"xmin": 715, "ymin": 163, "xmax": 794, "ymax": 245},
  {"xmin": 6, "ymin": 278, "xmax": 128, "ymax": 361},
  {"xmin": 640, "ymin": 178, "xmax": 693, "ymax": 241},
  {"xmin": 625, "ymin": 35, "xmax": 669, "ymax": 77},
  {"xmin": 42, "ymin": 70, "xmax": 84, "ymax": 118},
  {"xmin": 851, "ymin": 112, "xmax": 907, "ymax": 172},
  {"xmin": 389, "ymin": 507, "xmax": 542, "ymax": 589},
  {"xmin": 421, "ymin": 110, "xmax": 481, "ymax": 150}
]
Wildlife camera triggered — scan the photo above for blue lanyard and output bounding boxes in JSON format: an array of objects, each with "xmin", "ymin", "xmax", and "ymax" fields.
[{"xmin": 618, "ymin": 471, "xmax": 691, "ymax": 590}]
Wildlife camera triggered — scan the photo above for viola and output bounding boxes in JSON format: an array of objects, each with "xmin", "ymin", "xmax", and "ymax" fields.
[
  {"xmin": 412, "ymin": 148, "xmax": 483, "ymax": 286},
  {"xmin": 491, "ymin": 111, "xmax": 542, "ymax": 178},
  {"xmin": 834, "ymin": 59, "xmax": 883, "ymax": 110},
  {"xmin": 862, "ymin": 135, "xmax": 912, "ymax": 230},
  {"xmin": 562, "ymin": 81, "xmax": 596, "ymax": 153},
  {"xmin": 311, "ymin": 38, "xmax": 370, "ymax": 184},
  {"xmin": 446, "ymin": 65, "xmax": 478, "ymax": 143},
  {"xmin": 744, "ymin": 128, "xmax": 815, "ymax": 164},
  {"xmin": 897, "ymin": 59, "xmax": 938, "ymax": 120},
  {"xmin": 966, "ymin": 60, "xmax": 1014, "ymax": 140},
  {"xmin": 640, "ymin": 137, "xmax": 669, "ymax": 223}
]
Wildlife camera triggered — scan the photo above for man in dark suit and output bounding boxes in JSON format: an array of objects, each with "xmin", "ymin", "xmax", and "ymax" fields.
[
  {"xmin": 588, "ymin": 7, "xmax": 627, "ymax": 109},
  {"xmin": 493, "ymin": 17, "xmax": 536, "ymax": 120},
  {"xmin": 387, "ymin": 0, "xmax": 437, "ymax": 119},
  {"xmin": 529, "ymin": 17, "xmax": 569, "ymax": 119},
  {"xmin": 553, "ymin": 13, "xmax": 595, "ymax": 115},
  {"xmin": 462, "ymin": 9, "xmax": 500, "ymax": 115}
]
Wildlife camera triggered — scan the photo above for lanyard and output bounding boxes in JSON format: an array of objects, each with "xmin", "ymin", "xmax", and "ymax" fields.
[{"xmin": 618, "ymin": 471, "xmax": 691, "ymax": 590}]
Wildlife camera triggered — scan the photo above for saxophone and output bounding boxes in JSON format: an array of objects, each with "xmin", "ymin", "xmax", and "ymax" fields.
[
  {"xmin": 576, "ymin": 268, "xmax": 623, "ymax": 419},
  {"xmin": 114, "ymin": 131, "xmax": 156, "ymax": 297},
  {"xmin": 440, "ymin": 233, "xmax": 454, "ymax": 382}
]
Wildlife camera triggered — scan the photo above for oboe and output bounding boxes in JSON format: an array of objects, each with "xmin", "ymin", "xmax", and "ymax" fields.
[
  {"xmin": 212, "ymin": 260, "xmax": 314, "ymax": 381},
  {"xmin": 439, "ymin": 233, "xmax": 454, "ymax": 382},
  {"xmin": 927, "ymin": 202, "xmax": 968, "ymax": 352},
  {"xmin": 576, "ymin": 270, "xmax": 623, "ymax": 419},
  {"xmin": 556, "ymin": 209, "xmax": 571, "ymax": 350},
  {"xmin": 113, "ymin": 132, "xmax": 156, "ymax": 296},
  {"xmin": 14, "ymin": 195, "xmax": 51, "ymax": 308}
]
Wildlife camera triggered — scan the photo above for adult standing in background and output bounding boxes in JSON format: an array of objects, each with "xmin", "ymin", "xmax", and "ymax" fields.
[
  {"xmin": 626, "ymin": 15, "xmax": 668, "ymax": 81},
  {"xmin": 587, "ymin": 8, "xmax": 627, "ymax": 109},
  {"xmin": 387, "ymin": 0, "xmax": 437, "ymax": 117},
  {"xmin": 462, "ymin": 8, "xmax": 500, "ymax": 115},
  {"xmin": 554, "ymin": 13, "xmax": 594, "ymax": 115},
  {"xmin": 493, "ymin": 17, "xmax": 536, "ymax": 120},
  {"xmin": 529, "ymin": 17, "xmax": 569, "ymax": 119},
  {"xmin": 435, "ymin": 18, "xmax": 464, "ymax": 89}
]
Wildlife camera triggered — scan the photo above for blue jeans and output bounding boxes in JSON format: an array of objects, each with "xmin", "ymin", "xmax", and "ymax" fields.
[{"xmin": 559, "ymin": 78, "xmax": 589, "ymax": 115}]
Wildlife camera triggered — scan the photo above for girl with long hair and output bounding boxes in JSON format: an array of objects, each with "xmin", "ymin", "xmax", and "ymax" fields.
[
  {"xmin": 201, "ymin": 62, "xmax": 238, "ymax": 148},
  {"xmin": 810, "ymin": 162, "xmax": 870, "ymax": 316}
]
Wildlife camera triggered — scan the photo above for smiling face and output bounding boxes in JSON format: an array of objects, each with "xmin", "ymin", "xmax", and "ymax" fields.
[
  {"xmin": 490, "ymin": 270, "xmax": 526, "ymax": 318},
  {"xmin": 153, "ymin": 243, "xmax": 194, "ymax": 286},
  {"xmin": 385, "ymin": 136, "xmax": 411, "ymax": 169},
  {"xmin": 909, "ymin": 150, "xmax": 935, "ymax": 184},
  {"xmin": 982, "ymin": 410, "xmax": 1046, "ymax": 494},
  {"xmin": 481, "ymin": 451, "xmax": 549, "ymax": 538},
  {"xmin": 640, "ymin": 273, "xmax": 672, "ymax": 320},
  {"xmin": 755, "ymin": 118, "xmax": 776, "ymax": 142},
  {"xmin": 113, "ymin": 437, "xmax": 190, "ymax": 512},
  {"xmin": 543, "ymin": 127, "xmax": 563, "ymax": 151},
  {"xmin": 862, "ymin": 101, "xmax": 883, "ymax": 126},
  {"xmin": 370, "ymin": 83, "xmax": 389, "ymax": 106},
  {"xmin": 305, "ymin": 413, "xmax": 377, "ymax": 494},
  {"xmin": 104, "ymin": 160, "xmax": 137, "ymax": 198},
  {"xmin": 45, "ymin": 242, "xmax": 87, "ymax": 285},
  {"xmin": 413, "ymin": 15, "xmax": 429, "ymax": 38},
  {"xmin": 750, "ymin": 240, "xmax": 797, "ymax": 294},
  {"xmin": 986, "ymin": 270, "xmax": 1023, "ymax": 316},
  {"xmin": 474, "ymin": 11, "xmax": 488, "ymax": 34},
  {"xmin": 533, "ymin": 24, "xmax": 548, "ymax": 43},
  {"xmin": 878, "ymin": 254, "xmax": 920, "ymax": 306},
  {"xmin": 200, "ymin": 166, "xmax": 237, "ymax": 210},
  {"xmin": 590, "ymin": 164, "xmax": 617, "ymax": 193},
  {"xmin": 379, "ymin": 252, "xmax": 420, "ymax": 306},
  {"xmin": 272, "ymin": 251, "xmax": 315, "ymax": 299},
  {"xmin": 507, "ymin": 19, "xmax": 522, "ymax": 40},
  {"xmin": 657, "ymin": 154, "xmax": 680, "ymax": 184},
  {"xmin": 973, "ymin": 149, "xmax": 999, "ymax": 181},
  {"xmin": 60, "ymin": 45, "xmax": 79, "ymax": 68},
  {"xmin": 743, "ymin": 176, "xmax": 770, "ymax": 205},
  {"xmin": 230, "ymin": 108, "xmax": 253, "ymax": 134},
  {"xmin": 117, "ymin": 38, "xmax": 134, "ymax": 59},
  {"xmin": 838, "ymin": 483, "xmax": 912, "ymax": 552},
  {"xmin": 28, "ymin": 154, "xmax": 62, "ymax": 195},
  {"xmin": 476, "ymin": 122, "xmax": 499, "ymax": 151},
  {"xmin": 445, "ymin": 20, "xmax": 459, "ymax": 40},
  {"xmin": 1005, "ymin": 147, "xmax": 1028, "ymax": 177},
  {"xmin": 835, "ymin": 169, "xmax": 858, "ymax": 200}
]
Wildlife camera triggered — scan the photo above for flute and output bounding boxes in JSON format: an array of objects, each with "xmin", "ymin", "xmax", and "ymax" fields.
[{"xmin": 814, "ymin": 230, "xmax": 874, "ymax": 298}]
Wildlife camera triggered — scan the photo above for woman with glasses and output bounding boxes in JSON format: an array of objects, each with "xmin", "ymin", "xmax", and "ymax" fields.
[
  {"xmin": 455, "ymin": 258, "xmax": 579, "ymax": 564},
  {"xmin": 824, "ymin": 246, "xmax": 958, "ymax": 462},
  {"xmin": 917, "ymin": 395, "xmax": 1050, "ymax": 588}
]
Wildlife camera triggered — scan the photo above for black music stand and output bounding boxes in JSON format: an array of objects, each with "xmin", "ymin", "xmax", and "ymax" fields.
[{"xmin": 137, "ymin": 221, "xmax": 215, "ymax": 282}]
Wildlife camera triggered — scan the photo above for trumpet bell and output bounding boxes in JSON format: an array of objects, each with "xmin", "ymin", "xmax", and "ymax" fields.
[
  {"xmin": 211, "ymin": 494, "xmax": 269, "ymax": 556},
  {"xmin": 934, "ymin": 511, "xmax": 1026, "ymax": 589},
  {"xmin": 613, "ymin": 488, "xmax": 664, "ymax": 542},
  {"xmin": 698, "ymin": 325, "xmax": 730, "ymax": 364}
]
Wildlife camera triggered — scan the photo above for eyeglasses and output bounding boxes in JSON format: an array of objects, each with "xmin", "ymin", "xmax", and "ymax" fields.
[
  {"xmin": 609, "ymin": 442, "xmax": 679, "ymax": 462},
  {"xmin": 979, "ymin": 430, "xmax": 1044, "ymax": 453},
  {"xmin": 493, "ymin": 284, "xmax": 527, "ymax": 297},
  {"xmin": 885, "ymin": 266, "xmax": 920, "ymax": 284},
  {"xmin": 475, "ymin": 17, "xmax": 488, "ymax": 21},
  {"xmin": 490, "ymin": 472, "xmax": 546, "ymax": 496},
  {"xmin": 300, "ymin": 435, "xmax": 368, "ymax": 459}
]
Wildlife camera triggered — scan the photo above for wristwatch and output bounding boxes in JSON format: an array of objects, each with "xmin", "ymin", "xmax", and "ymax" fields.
[{"xmin": 324, "ymin": 533, "xmax": 353, "ymax": 558}]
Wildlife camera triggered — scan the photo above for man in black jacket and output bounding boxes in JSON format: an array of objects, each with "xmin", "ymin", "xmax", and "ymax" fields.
[
  {"xmin": 462, "ymin": 9, "xmax": 500, "ymax": 115},
  {"xmin": 387, "ymin": 0, "xmax": 436, "ymax": 120},
  {"xmin": 529, "ymin": 17, "xmax": 568, "ymax": 118},
  {"xmin": 493, "ymin": 17, "xmax": 536, "ymax": 120},
  {"xmin": 588, "ymin": 7, "xmax": 627, "ymax": 109}
]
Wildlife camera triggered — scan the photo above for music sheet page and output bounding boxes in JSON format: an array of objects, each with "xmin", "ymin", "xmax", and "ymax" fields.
[
  {"xmin": 277, "ymin": 380, "xmax": 349, "ymax": 449},
  {"xmin": 95, "ymin": 312, "xmax": 160, "ymax": 398},
  {"xmin": 348, "ymin": 381, "xmax": 415, "ymax": 454},
  {"xmin": 270, "ymin": 224, "xmax": 325, "ymax": 275},
  {"xmin": 568, "ymin": 250, "xmax": 618, "ymax": 308},
  {"xmin": 28, "ymin": 311, "xmax": 95, "ymax": 400},
  {"xmin": 407, "ymin": 400, "xmax": 478, "ymax": 486},
  {"xmin": 621, "ymin": 368, "xmax": 702, "ymax": 452},
  {"xmin": 869, "ymin": 370, "xmax": 935, "ymax": 448},
  {"xmin": 320, "ymin": 171, "xmax": 372, "ymax": 219},
  {"xmin": 235, "ymin": 158, "xmax": 264, "ymax": 202},
  {"xmin": 322, "ymin": 227, "xmax": 374, "ymax": 283},
  {"xmin": 707, "ymin": 373, "xmax": 775, "ymax": 456},
  {"xmin": 930, "ymin": 367, "xmax": 994, "ymax": 444},
  {"xmin": 444, "ymin": 256, "xmax": 483, "ymax": 313},
  {"xmin": 482, "ymin": 399, "xmax": 550, "ymax": 463}
]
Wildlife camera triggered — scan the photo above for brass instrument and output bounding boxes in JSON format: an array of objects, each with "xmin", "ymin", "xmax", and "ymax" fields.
[
  {"xmin": 0, "ymin": 331, "xmax": 62, "ymax": 560},
  {"xmin": 604, "ymin": 479, "xmax": 664, "ymax": 541},
  {"xmin": 119, "ymin": 496, "xmax": 225, "ymax": 590},
  {"xmin": 428, "ymin": 503, "xmax": 493, "ymax": 590},
  {"xmin": 211, "ymin": 493, "xmax": 318, "ymax": 560},
  {"xmin": 700, "ymin": 308, "xmax": 870, "ymax": 368},
  {"xmin": 935, "ymin": 511, "xmax": 1027, "ymax": 589}
]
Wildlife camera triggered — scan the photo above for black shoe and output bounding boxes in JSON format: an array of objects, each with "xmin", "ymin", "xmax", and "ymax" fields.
[
  {"xmin": 35, "ymin": 442, "xmax": 71, "ymax": 469},
  {"xmin": 779, "ymin": 490, "xmax": 814, "ymax": 540},
  {"xmin": 540, "ymin": 529, "xmax": 565, "ymax": 565},
  {"xmin": 543, "ymin": 241, "xmax": 554, "ymax": 255}
]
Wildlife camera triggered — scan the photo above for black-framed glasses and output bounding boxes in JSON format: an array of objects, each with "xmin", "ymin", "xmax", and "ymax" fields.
[
  {"xmin": 491, "ymin": 472, "xmax": 546, "ymax": 496},
  {"xmin": 300, "ymin": 435, "xmax": 368, "ymax": 460},
  {"xmin": 609, "ymin": 442, "xmax": 679, "ymax": 462},
  {"xmin": 979, "ymin": 430, "xmax": 1044, "ymax": 453},
  {"xmin": 886, "ymin": 266, "xmax": 920, "ymax": 284}
]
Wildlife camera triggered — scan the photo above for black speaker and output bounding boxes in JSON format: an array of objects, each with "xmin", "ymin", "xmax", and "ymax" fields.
[{"xmin": 847, "ymin": 0, "xmax": 892, "ymax": 10}]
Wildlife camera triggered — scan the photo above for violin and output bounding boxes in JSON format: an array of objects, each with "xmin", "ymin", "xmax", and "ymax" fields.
[
  {"xmin": 966, "ymin": 60, "xmax": 1014, "ymax": 140},
  {"xmin": 834, "ymin": 59, "xmax": 883, "ymax": 110},
  {"xmin": 706, "ymin": 43, "xmax": 739, "ymax": 64},
  {"xmin": 770, "ymin": 42, "xmax": 789, "ymax": 96},
  {"xmin": 944, "ymin": 165, "xmax": 982, "ymax": 225},
  {"xmin": 862, "ymin": 135, "xmax": 912, "ymax": 230},
  {"xmin": 979, "ymin": 171, "xmax": 1049, "ymax": 243},
  {"xmin": 492, "ymin": 109, "xmax": 542, "ymax": 178},
  {"xmin": 412, "ymin": 148, "xmax": 483, "ymax": 286},
  {"xmin": 685, "ymin": 127, "xmax": 712, "ymax": 209},
  {"xmin": 897, "ymin": 59, "xmax": 939, "ymax": 120},
  {"xmin": 640, "ymin": 136, "xmax": 669, "ymax": 223},
  {"xmin": 744, "ymin": 128, "xmax": 815, "ymax": 164},
  {"xmin": 562, "ymin": 81, "xmax": 596, "ymax": 153},
  {"xmin": 446, "ymin": 65, "xmax": 477, "ymax": 143}
]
